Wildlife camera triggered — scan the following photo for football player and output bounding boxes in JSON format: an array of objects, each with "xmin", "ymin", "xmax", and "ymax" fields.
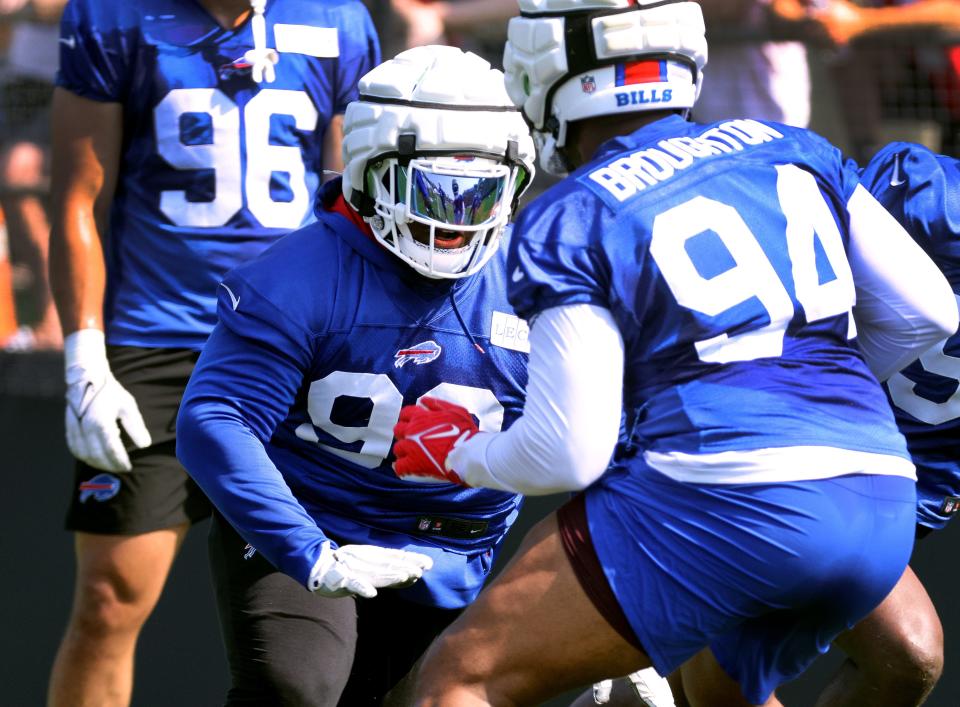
[
  {"xmin": 389, "ymin": 1, "xmax": 959, "ymax": 706},
  {"xmin": 803, "ymin": 142, "xmax": 960, "ymax": 707},
  {"xmin": 569, "ymin": 140, "xmax": 960, "ymax": 707},
  {"xmin": 176, "ymin": 45, "xmax": 535, "ymax": 705},
  {"xmin": 47, "ymin": 1, "xmax": 379, "ymax": 705}
]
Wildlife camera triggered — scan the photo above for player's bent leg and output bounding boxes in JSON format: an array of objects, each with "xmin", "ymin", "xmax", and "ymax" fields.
[
  {"xmin": 47, "ymin": 525, "xmax": 188, "ymax": 707},
  {"xmin": 816, "ymin": 565, "xmax": 943, "ymax": 707},
  {"xmin": 667, "ymin": 672, "xmax": 690, "ymax": 707},
  {"xmin": 208, "ymin": 513, "xmax": 358, "ymax": 706},
  {"xmin": 342, "ymin": 587, "xmax": 461, "ymax": 705},
  {"xmin": 409, "ymin": 512, "xmax": 652, "ymax": 707},
  {"xmin": 678, "ymin": 648, "xmax": 783, "ymax": 707}
]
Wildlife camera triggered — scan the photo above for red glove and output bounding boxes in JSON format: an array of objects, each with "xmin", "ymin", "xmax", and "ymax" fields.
[{"xmin": 392, "ymin": 397, "xmax": 479, "ymax": 484}]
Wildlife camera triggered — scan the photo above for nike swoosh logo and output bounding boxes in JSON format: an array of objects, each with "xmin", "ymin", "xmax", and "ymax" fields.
[
  {"xmin": 420, "ymin": 424, "xmax": 462, "ymax": 441},
  {"xmin": 59, "ymin": 36, "xmax": 76, "ymax": 49},
  {"xmin": 406, "ymin": 423, "xmax": 464, "ymax": 476},
  {"xmin": 71, "ymin": 380, "xmax": 99, "ymax": 420},
  {"xmin": 220, "ymin": 283, "xmax": 240, "ymax": 310},
  {"xmin": 890, "ymin": 154, "xmax": 906, "ymax": 187},
  {"xmin": 511, "ymin": 267, "xmax": 524, "ymax": 283}
]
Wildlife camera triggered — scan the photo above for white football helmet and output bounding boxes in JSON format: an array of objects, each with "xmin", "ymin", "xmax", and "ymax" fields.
[
  {"xmin": 503, "ymin": 0, "xmax": 707, "ymax": 175},
  {"xmin": 342, "ymin": 45, "xmax": 536, "ymax": 279}
]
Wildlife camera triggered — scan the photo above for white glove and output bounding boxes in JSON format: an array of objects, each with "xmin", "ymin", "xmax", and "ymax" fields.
[
  {"xmin": 626, "ymin": 668, "xmax": 676, "ymax": 707},
  {"xmin": 64, "ymin": 329, "xmax": 152, "ymax": 472},
  {"xmin": 308, "ymin": 541, "xmax": 434, "ymax": 598},
  {"xmin": 593, "ymin": 680, "xmax": 613, "ymax": 704},
  {"xmin": 591, "ymin": 668, "xmax": 676, "ymax": 707}
]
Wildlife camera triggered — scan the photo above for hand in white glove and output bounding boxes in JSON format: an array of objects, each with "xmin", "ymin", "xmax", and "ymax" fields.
[
  {"xmin": 309, "ymin": 541, "xmax": 434, "ymax": 598},
  {"xmin": 64, "ymin": 329, "xmax": 152, "ymax": 472}
]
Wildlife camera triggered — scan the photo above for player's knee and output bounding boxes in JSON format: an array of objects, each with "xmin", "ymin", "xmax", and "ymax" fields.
[
  {"xmin": 415, "ymin": 640, "xmax": 470, "ymax": 695},
  {"xmin": 863, "ymin": 620, "xmax": 944, "ymax": 699},
  {"xmin": 413, "ymin": 634, "xmax": 514, "ymax": 705},
  {"xmin": 249, "ymin": 660, "xmax": 348, "ymax": 706},
  {"xmin": 890, "ymin": 631, "xmax": 944, "ymax": 697},
  {"xmin": 0, "ymin": 142, "xmax": 44, "ymax": 187},
  {"xmin": 71, "ymin": 576, "xmax": 154, "ymax": 637}
]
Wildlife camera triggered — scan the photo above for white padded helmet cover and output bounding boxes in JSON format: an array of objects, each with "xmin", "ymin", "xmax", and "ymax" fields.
[
  {"xmin": 342, "ymin": 45, "xmax": 535, "ymax": 206},
  {"xmin": 504, "ymin": 0, "xmax": 707, "ymax": 131}
]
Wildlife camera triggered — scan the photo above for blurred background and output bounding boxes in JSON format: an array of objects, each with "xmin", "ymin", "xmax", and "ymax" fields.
[{"xmin": 3, "ymin": 1, "xmax": 960, "ymax": 704}]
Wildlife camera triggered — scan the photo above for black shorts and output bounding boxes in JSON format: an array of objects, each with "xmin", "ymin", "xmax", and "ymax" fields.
[
  {"xmin": 65, "ymin": 345, "xmax": 212, "ymax": 535},
  {"xmin": 209, "ymin": 512, "xmax": 461, "ymax": 706},
  {"xmin": 0, "ymin": 77, "xmax": 52, "ymax": 145}
]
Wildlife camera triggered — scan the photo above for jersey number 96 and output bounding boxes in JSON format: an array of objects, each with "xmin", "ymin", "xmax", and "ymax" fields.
[{"xmin": 154, "ymin": 88, "xmax": 319, "ymax": 229}]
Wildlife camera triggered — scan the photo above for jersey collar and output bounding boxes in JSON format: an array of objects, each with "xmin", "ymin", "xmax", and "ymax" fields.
[
  {"xmin": 591, "ymin": 113, "xmax": 691, "ymax": 164},
  {"xmin": 324, "ymin": 187, "xmax": 374, "ymax": 239}
]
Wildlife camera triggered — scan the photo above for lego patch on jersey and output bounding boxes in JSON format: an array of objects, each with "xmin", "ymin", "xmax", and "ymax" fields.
[
  {"xmin": 78, "ymin": 473, "xmax": 121, "ymax": 503},
  {"xmin": 939, "ymin": 496, "xmax": 960, "ymax": 515},
  {"xmin": 490, "ymin": 311, "xmax": 530, "ymax": 353},
  {"xmin": 395, "ymin": 340, "xmax": 442, "ymax": 368},
  {"xmin": 274, "ymin": 24, "xmax": 339, "ymax": 57},
  {"xmin": 415, "ymin": 516, "xmax": 489, "ymax": 539}
]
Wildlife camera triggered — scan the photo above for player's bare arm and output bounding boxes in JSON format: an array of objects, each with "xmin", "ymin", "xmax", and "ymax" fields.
[
  {"xmin": 816, "ymin": 0, "xmax": 960, "ymax": 47},
  {"xmin": 323, "ymin": 113, "xmax": 345, "ymax": 178},
  {"xmin": 48, "ymin": 88, "xmax": 121, "ymax": 335}
]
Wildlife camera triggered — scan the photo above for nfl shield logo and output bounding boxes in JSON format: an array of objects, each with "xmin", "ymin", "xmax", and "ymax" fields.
[
  {"xmin": 580, "ymin": 75, "xmax": 596, "ymax": 94},
  {"xmin": 940, "ymin": 496, "xmax": 960, "ymax": 515}
]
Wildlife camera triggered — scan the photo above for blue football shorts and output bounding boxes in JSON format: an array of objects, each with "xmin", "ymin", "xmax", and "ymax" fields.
[{"xmin": 581, "ymin": 460, "xmax": 916, "ymax": 704}]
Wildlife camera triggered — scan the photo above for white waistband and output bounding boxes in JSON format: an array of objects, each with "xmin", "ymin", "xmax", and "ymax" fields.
[{"xmin": 643, "ymin": 446, "xmax": 916, "ymax": 485}]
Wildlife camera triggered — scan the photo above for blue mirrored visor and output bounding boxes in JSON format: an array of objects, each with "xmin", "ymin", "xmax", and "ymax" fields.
[{"xmin": 403, "ymin": 164, "xmax": 508, "ymax": 228}]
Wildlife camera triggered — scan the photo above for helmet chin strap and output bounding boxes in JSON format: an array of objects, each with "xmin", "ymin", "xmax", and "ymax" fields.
[
  {"xmin": 535, "ymin": 131, "xmax": 576, "ymax": 178},
  {"xmin": 245, "ymin": 0, "xmax": 279, "ymax": 83}
]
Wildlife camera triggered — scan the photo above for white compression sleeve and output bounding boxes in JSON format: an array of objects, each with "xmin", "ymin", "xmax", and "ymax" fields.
[
  {"xmin": 449, "ymin": 303, "xmax": 624, "ymax": 495},
  {"xmin": 847, "ymin": 184, "xmax": 959, "ymax": 381}
]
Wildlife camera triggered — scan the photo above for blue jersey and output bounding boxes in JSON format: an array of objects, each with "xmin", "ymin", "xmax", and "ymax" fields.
[
  {"xmin": 177, "ymin": 182, "xmax": 529, "ymax": 607},
  {"xmin": 860, "ymin": 142, "xmax": 960, "ymax": 528},
  {"xmin": 509, "ymin": 115, "xmax": 911, "ymax": 480},
  {"xmin": 57, "ymin": 0, "xmax": 379, "ymax": 349}
]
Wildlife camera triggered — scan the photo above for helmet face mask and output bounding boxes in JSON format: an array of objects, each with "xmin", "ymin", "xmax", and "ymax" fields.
[
  {"xmin": 341, "ymin": 45, "xmax": 536, "ymax": 280},
  {"xmin": 364, "ymin": 154, "xmax": 531, "ymax": 279}
]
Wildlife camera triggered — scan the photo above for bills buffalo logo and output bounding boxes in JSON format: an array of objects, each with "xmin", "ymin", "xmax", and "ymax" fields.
[
  {"xmin": 78, "ymin": 473, "xmax": 121, "ymax": 503},
  {"xmin": 218, "ymin": 56, "xmax": 254, "ymax": 80},
  {"xmin": 394, "ymin": 340, "xmax": 442, "ymax": 368},
  {"xmin": 580, "ymin": 74, "xmax": 597, "ymax": 94}
]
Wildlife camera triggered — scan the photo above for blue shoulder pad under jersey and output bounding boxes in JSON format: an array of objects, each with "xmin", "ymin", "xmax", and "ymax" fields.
[
  {"xmin": 860, "ymin": 142, "xmax": 960, "ymax": 528},
  {"xmin": 507, "ymin": 115, "xmax": 908, "ymax": 469},
  {"xmin": 57, "ymin": 0, "xmax": 380, "ymax": 349},
  {"xmin": 179, "ymin": 200, "xmax": 528, "ymax": 607}
]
